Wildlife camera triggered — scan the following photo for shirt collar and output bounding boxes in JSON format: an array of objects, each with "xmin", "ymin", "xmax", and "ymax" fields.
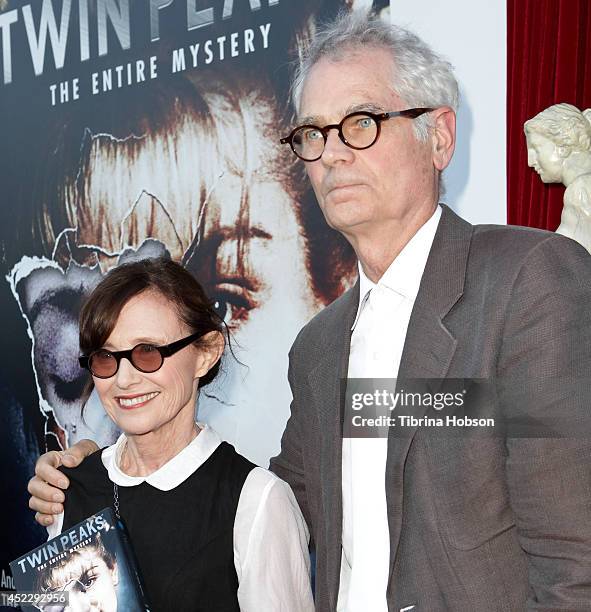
[
  {"xmin": 101, "ymin": 422, "xmax": 222, "ymax": 491},
  {"xmin": 352, "ymin": 205, "xmax": 442, "ymax": 329}
]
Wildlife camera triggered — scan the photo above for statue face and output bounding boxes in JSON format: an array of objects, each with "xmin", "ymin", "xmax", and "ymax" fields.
[{"xmin": 526, "ymin": 131, "xmax": 564, "ymax": 183}]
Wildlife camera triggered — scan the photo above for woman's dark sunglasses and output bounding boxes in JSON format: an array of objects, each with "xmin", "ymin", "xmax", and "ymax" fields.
[{"xmin": 79, "ymin": 332, "xmax": 203, "ymax": 379}]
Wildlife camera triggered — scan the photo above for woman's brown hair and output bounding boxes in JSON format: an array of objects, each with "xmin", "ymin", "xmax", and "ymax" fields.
[{"xmin": 79, "ymin": 257, "xmax": 225, "ymax": 389}]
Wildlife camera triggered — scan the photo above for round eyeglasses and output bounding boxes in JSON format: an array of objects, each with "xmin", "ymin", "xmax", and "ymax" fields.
[
  {"xmin": 79, "ymin": 331, "xmax": 204, "ymax": 379},
  {"xmin": 280, "ymin": 108, "xmax": 433, "ymax": 162}
]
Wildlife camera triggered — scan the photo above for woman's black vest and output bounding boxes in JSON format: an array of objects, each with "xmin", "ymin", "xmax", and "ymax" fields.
[{"xmin": 61, "ymin": 441, "xmax": 255, "ymax": 611}]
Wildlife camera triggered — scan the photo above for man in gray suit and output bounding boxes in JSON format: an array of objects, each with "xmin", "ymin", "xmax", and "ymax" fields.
[
  {"xmin": 29, "ymin": 12, "xmax": 591, "ymax": 612},
  {"xmin": 272, "ymin": 11, "xmax": 591, "ymax": 612}
]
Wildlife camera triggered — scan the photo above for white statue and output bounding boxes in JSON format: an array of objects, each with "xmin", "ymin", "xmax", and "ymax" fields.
[{"xmin": 524, "ymin": 103, "xmax": 591, "ymax": 254}]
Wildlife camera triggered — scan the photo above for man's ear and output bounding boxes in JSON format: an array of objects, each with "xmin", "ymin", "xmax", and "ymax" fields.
[
  {"xmin": 194, "ymin": 331, "xmax": 225, "ymax": 379},
  {"xmin": 430, "ymin": 107, "xmax": 456, "ymax": 171}
]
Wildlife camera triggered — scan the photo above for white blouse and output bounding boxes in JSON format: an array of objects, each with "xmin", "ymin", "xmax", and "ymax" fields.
[{"xmin": 47, "ymin": 423, "xmax": 315, "ymax": 611}]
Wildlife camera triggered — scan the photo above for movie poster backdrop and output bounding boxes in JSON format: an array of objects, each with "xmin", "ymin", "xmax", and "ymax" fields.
[{"xmin": 1, "ymin": 0, "xmax": 396, "ymax": 587}]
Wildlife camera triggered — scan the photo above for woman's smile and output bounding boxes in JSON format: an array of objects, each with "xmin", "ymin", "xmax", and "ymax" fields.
[{"xmin": 116, "ymin": 391, "xmax": 160, "ymax": 409}]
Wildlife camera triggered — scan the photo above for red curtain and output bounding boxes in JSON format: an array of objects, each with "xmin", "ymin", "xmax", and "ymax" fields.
[{"xmin": 507, "ymin": 0, "xmax": 591, "ymax": 229}]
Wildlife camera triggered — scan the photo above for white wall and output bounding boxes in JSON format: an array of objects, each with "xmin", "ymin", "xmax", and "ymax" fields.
[{"xmin": 389, "ymin": 0, "xmax": 507, "ymax": 224}]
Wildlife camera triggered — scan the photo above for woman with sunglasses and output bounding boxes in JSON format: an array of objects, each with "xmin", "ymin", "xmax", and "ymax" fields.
[{"xmin": 45, "ymin": 257, "xmax": 314, "ymax": 612}]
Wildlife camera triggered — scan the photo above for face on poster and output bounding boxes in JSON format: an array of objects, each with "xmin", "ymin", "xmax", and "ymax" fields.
[{"xmin": 3, "ymin": 0, "xmax": 392, "ymax": 464}]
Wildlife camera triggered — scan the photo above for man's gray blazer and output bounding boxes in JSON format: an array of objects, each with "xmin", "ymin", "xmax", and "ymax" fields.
[{"xmin": 270, "ymin": 205, "xmax": 591, "ymax": 611}]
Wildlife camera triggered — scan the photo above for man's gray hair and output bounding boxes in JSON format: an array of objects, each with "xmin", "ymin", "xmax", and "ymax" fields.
[{"xmin": 292, "ymin": 11, "xmax": 459, "ymax": 142}]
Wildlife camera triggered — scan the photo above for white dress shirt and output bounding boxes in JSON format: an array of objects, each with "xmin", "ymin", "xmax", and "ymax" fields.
[
  {"xmin": 48, "ymin": 423, "xmax": 314, "ymax": 612},
  {"xmin": 337, "ymin": 206, "xmax": 442, "ymax": 611}
]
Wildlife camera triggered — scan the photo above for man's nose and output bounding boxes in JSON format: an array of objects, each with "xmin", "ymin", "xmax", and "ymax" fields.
[{"xmin": 321, "ymin": 128, "xmax": 354, "ymax": 165}]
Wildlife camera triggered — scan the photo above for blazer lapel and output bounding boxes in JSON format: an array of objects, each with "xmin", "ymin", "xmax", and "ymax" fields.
[
  {"xmin": 307, "ymin": 282, "xmax": 359, "ymax": 608},
  {"xmin": 386, "ymin": 205, "xmax": 473, "ymax": 584}
]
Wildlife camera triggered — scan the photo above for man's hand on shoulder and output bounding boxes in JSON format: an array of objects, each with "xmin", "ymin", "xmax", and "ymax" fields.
[{"xmin": 28, "ymin": 439, "xmax": 99, "ymax": 526}]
